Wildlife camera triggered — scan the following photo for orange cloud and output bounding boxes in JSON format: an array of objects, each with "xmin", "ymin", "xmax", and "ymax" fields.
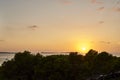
[
  {"xmin": 99, "ymin": 41, "xmax": 111, "ymax": 44},
  {"xmin": 90, "ymin": 41, "xmax": 111, "ymax": 44},
  {"xmin": 91, "ymin": 0, "xmax": 103, "ymax": 4},
  {"xmin": 91, "ymin": 0, "xmax": 96, "ymax": 3},
  {"xmin": 114, "ymin": 7, "xmax": 120, "ymax": 12}
]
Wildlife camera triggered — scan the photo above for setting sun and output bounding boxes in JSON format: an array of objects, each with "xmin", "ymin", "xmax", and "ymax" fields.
[
  {"xmin": 81, "ymin": 47, "xmax": 87, "ymax": 51},
  {"xmin": 80, "ymin": 46, "xmax": 89, "ymax": 53},
  {"xmin": 76, "ymin": 42, "xmax": 91, "ymax": 54}
]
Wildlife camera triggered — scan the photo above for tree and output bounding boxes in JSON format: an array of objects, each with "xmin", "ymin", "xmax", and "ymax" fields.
[
  {"xmin": 94, "ymin": 52, "xmax": 114, "ymax": 74},
  {"xmin": 0, "ymin": 50, "xmax": 120, "ymax": 80},
  {"xmin": 84, "ymin": 49, "xmax": 98, "ymax": 76}
]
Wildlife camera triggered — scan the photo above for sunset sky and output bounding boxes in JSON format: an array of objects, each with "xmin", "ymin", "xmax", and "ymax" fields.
[{"xmin": 0, "ymin": 0, "xmax": 120, "ymax": 55}]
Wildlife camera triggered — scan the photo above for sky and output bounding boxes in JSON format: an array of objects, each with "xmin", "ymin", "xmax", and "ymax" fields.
[{"xmin": 0, "ymin": 0, "xmax": 120, "ymax": 55}]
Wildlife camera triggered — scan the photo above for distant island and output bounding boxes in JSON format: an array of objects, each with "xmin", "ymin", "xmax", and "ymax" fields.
[{"xmin": 0, "ymin": 52, "xmax": 15, "ymax": 54}]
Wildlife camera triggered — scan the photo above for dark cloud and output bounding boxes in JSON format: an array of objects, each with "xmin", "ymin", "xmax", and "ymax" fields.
[
  {"xmin": 99, "ymin": 41, "xmax": 111, "ymax": 44},
  {"xmin": 99, "ymin": 21, "xmax": 104, "ymax": 24},
  {"xmin": 60, "ymin": 0, "xmax": 72, "ymax": 5},
  {"xmin": 0, "ymin": 40, "xmax": 5, "ymax": 42},
  {"xmin": 28, "ymin": 25, "xmax": 38, "ymax": 30},
  {"xmin": 116, "ymin": 0, "xmax": 120, "ymax": 5}
]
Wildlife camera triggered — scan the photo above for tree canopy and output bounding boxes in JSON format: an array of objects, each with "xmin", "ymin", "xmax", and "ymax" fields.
[{"xmin": 0, "ymin": 50, "xmax": 120, "ymax": 80}]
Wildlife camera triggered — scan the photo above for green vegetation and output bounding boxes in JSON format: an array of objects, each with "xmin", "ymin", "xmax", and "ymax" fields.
[{"xmin": 0, "ymin": 49, "xmax": 120, "ymax": 80}]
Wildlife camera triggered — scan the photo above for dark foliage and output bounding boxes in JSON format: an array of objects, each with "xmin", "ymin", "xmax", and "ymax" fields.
[{"xmin": 0, "ymin": 50, "xmax": 120, "ymax": 80}]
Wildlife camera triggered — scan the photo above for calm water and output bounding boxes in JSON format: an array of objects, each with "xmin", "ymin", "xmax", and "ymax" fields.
[
  {"xmin": 0, "ymin": 53, "xmax": 15, "ymax": 65},
  {"xmin": 0, "ymin": 52, "xmax": 69, "ymax": 65}
]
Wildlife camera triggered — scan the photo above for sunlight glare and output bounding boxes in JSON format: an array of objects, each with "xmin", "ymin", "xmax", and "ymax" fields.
[
  {"xmin": 81, "ymin": 47, "xmax": 87, "ymax": 51},
  {"xmin": 76, "ymin": 42, "xmax": 91, "ymax": 54}
]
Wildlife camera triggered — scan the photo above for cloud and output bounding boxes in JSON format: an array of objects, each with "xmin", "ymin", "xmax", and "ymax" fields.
[
  {"xmin": 97, "ymin": 7, "xmax": 105, "ymax": 11},
  {"xmin": 99, "ymin": 41, "xmax": 111, "ymax": 44},
  {"xmin": 116, "ymin": 0, "xmax": 120, "ymax": 5},
  {"xmin": 99, "ymin": 21, "xmax": 104, "ymax": 24},
  {"xmin": 0, "ymin": 40, "xmax": 5, "ymax": 42},
  {"xmin": 28, "ymin": 25, "xmax": 38, "ymax": 30},
  {"xmin": 60, "ymin": 0, "xmax": 72, "ymax": 5},
  {"xmin": 91, "ymin": 0, "xmax": 96, "ymax": 3},
  {"xmin": 90, "ymin": 41, "xmax": 95, "ymax": 44},
  {"xmin": 90, "ymin": 41, "xmax": 111, "ymax": 45},
  {"xmin": 91, "ymin": 0, "xmax": 103, "ymax": 4},
  {"xmin": 114, "ymin": 7, "xmax": 120, "ymax": 12}
]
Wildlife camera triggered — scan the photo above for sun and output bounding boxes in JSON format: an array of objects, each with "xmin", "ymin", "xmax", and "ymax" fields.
[
  {"xmin": 81, "ymin": 47, "xmax": 87, "ymax": 51},
  {"xmin": 76, "ymin": 42, "xmax": 91, "ymax": 54},
  {"xmin": 80, "ymin": 46, "xmax": 88, "ymax": 53}
]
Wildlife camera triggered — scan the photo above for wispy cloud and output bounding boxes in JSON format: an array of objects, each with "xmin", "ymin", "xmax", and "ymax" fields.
[
  {"xmin": 28, "ymin": 25, "xmax": 38, "ymax": 30},
  {"xmin": 99, "ymin": 41, "xmax": 111, "ymax": 44},
  {"xmin": 91, "ymin": 0, "xmax": 103, "ymax": 4},
  {"xmin": 116, "ymin": 0, "xmax": 120, "ymax": 5},
  {"xmin": 3, "ymin": 26, "xmax": 28, "ymax": 37},
  {"xmin": 114, "ymin": 7, "xmax": 120, "ymax": 12},
  {"xmin": 90, "ymin": 41, "xmax": 111, "ymax": 44},
  {"xmin": 90, "ymin": 41, "xmax": 95, "ymax": 44},
  {"xmin": 97, "ymin": 7, "xmax": 105, "ymax": 11},
  {"xmin": 91, "ymin": 0, "xmax": 96, "ymax": 3},
  {"xmin": 117, "ymin": 1, "xmax": 120, "ymax": 4},
  {"xmin": 59, "ymin": 0, "xmax": 72, "ymax": 5}
]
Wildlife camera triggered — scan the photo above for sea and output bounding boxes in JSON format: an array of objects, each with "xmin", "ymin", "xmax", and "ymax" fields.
[
  {"xmin": 0, "ymin": 52, "xmax": 15, "ymax": 65},
  {"xmin": 0, "ymin": 52, "xmax": 69, "ymax": 65}
]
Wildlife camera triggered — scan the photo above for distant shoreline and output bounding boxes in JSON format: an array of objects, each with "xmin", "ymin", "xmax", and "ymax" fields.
[{"xmin": 0, "ymin": 52, "xmax": 15, "ymax": 54}]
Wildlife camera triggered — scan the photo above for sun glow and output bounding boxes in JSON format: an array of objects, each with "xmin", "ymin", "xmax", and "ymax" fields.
[
  {"xmin": 80, "ymin": 46, "xmax": 89, "ymax": 53},
  {"xmin": 81, "ymin": 47, "xmax": 87, "ymax": 51},
  {"xmin": 76, "ymin": 42, "xmax": 91, "ymax": 54}
]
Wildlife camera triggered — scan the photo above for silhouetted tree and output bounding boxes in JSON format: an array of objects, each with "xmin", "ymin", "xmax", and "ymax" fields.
[{"xmin": 0, "ymin": 50, "xmax": 120, "ymax": 80}]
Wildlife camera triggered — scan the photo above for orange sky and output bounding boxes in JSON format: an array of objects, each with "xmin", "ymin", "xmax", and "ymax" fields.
[{"xmin": 0, "ymin": 0, "xmax": 120, "ymax": 55}]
